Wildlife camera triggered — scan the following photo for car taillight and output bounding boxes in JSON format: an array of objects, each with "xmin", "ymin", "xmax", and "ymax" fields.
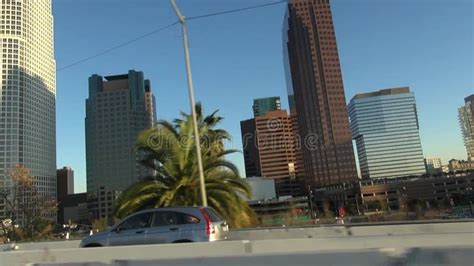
[{"xmin": 200, "ymin": 208, "xmax": 215, "ymax": 236}]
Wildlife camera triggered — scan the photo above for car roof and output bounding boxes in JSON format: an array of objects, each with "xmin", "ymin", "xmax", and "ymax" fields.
[{"xmin": 132, "ymin": 206, "xmax": 205, "ymax": 215}]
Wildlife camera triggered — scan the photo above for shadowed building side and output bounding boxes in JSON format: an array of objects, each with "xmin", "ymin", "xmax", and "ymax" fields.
[
  {"xmin": 0, "ymin": 0, "xmax": 56, "ymax": 224},
  {"xmin": 85, "ymin": 70, "xmax": 157, "ymax": 219},
  {"xmin": 459, "ymin": 95, "xmax": 474, "ymax": 161},
  {"xmin": 241, "ymin": 118, "xmax": 261, "ymax": 177}
]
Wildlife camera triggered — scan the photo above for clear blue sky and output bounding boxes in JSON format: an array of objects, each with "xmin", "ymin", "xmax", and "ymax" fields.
[{"xmin": 54, "ymin": 0, "xmax": 473, "ymax": 193}]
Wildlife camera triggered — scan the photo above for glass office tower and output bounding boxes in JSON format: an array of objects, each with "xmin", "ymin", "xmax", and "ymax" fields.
[
  {"xmin": 85, "ymin": 70, "xmax": 156, "ymax": 218},
  {"xmin": 348, "ymin": 87, "xmax": 426, "ymax": 179}
]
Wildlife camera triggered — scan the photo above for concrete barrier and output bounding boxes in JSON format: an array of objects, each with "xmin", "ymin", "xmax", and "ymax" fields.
[
  {"xmin": 229, "ymin": 221, "xmax": 474, "ymax": 240},
  {"xmin": 0, "ymin": 241, "xmax": 249, "ymax": 266},
  {"xmin": 87, "ymin": 247, "xmax": 474, "ymax": 266},
  {"xmin": 22, "ymin": 246, "xmax": 474, "ymax": 266},
  {"xmin": 2, "ymin": 231, "xmax": 473, "ymax": 265},
  {"xmin": 0, "ymin": 221, "xmax": 472, "ymax": 265},
  {"xmin": 0, "ymin": 240, "xmax": 81, "ymax": 252},
  {"xmin": 112, "ymin": 250, "xmax": 392, "ymax": 266},
  {"xmin": 1, "ymin": 221, "xmax": 472, "ymax": 252}
]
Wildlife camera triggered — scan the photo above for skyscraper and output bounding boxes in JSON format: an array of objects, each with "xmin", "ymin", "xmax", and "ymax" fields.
[
  {"xmin": 241, "ymin": 97, "xmax": 301, "ymax": 196},
  {"xmin": 240, "ymin": 118, "xmax": 260, "ymax": 177},
  {"xmin": 253, "ymin": 97, "xmax": 281, "ymax": 117},
  {"xmin": 85, "ymin": 70, "xmax": 156, "ymax": 218},
  {"xmin": 57, "ymin": 166, "xmax": 74, "ymax": 201},
  {"xmin": 0, "ymin": 0, "xmax": 56, "ymax": 218},
  {"xmin": 255, "ymin": 110, "xmax": 301, "ymax": 196},
  {"xmin": 348, "ymin": 87, "xmax": 426, "ymax": 179},
  {"xmin": 283, "ymin": 0, "xmax": 358, "ymax": 187},
  {"xmin": 459, "ymin": 95, "xmax": 474, "ymax": 161}
]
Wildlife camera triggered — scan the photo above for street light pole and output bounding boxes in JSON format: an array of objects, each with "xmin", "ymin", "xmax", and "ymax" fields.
[{"xmin": 170, "ymin": 0, "xmax": 207, "ymax": 207}]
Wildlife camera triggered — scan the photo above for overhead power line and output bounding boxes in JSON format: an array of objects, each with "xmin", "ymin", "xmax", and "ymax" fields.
[
  {"xmin": 186, "ymin": 0, "xmax": 287, "ymax": 21},
  {"xmin": 57, "ymin": 22, "xmax": 179, "ymax": 72},
  {"xmin": 57, "ymin": 0, "xmax": 287, "ymax": 72}
]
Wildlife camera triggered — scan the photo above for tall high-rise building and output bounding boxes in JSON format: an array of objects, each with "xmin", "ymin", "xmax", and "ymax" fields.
[
  {"xmin": 283, "ymin": 0, "xmax": 358, "ymax": 187},
  {"xmin": 459, "ymin": 95, "xmax": 474, "ymax": 161},
  {"xmin": 241, "ymin": 97, "xmax": 301, "ymax": 196},
  {"xmin": 254, "ymin": 110, "xmax": 300, "ymax": 196},
  {"xmin": 242, "ymin": 96, "xmax": 282, "ymax": 178},
  {"xmin": 57, "ymin": 166, "xmax": 74, "ymax": 201},
  {"xmin": 253, "ymin": 97, "xmax": 281, "ymax": 117},
  {"xmin": 0, "ymin": 1, "xmax": 56, "ymax": 218},
  {"xmin": 348, "ymin": 87, "xmax": 426, "ymax": 179},
  {"xmin": 85, "ymin": 70, "xmax": 156, "ymax": 218},
  {"xmin": 240, "ymin": 118, "xmax": 260, "ymax": 177}
]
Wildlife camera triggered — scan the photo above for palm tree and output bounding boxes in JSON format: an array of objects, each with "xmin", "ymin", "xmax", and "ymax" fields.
[{"xmin": 114, "ymin": 103, "xmax": 256, "ymax": 228}]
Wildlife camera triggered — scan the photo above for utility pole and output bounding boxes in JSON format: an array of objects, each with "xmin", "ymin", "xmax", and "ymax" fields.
[{"xmin": 170, "ymin": 0, "xmax": 207, "ymax": 207}]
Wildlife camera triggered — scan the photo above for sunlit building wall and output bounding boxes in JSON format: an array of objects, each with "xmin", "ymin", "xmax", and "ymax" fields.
[
  {"xmin": 0, "ymin": 0, "xmax": 56, "ymax": 219},
  {"xmin": 348, "ymin": 87, "xmax": 426, "ymax": 179}
]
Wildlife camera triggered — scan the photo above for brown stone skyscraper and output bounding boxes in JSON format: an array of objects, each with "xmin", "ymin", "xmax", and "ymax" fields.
[{"xmin": 283, "ymin": 0, "xmax": 358, "ymax": 187}]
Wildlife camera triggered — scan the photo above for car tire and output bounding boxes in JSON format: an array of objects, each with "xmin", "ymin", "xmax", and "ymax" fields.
[{"xmin": 173, "ymin": 239, "xmax": 193, "ymax": 243}]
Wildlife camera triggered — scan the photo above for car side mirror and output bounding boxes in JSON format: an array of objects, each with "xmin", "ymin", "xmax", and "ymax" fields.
[{"xmin": 114, "ymin": 227, "xmax": 121, "ymax": 233}]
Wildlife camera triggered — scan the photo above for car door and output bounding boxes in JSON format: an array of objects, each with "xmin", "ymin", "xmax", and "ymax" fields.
[
  {"xmin": 108, "ymin": 212, "xmax": 152, "ymax": 246},
  {"xmin": 146, "ymin": 211, "xmax": 183, "ymax": 244},
  {"xmin": 175, "ymin": 212, "xmax": 201, "ymax": 241}
]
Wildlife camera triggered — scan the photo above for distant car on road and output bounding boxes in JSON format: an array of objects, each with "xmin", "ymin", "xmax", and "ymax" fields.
[{"xmin": 80, "ymin": 207, "xmax": 228, "ymax": 247}]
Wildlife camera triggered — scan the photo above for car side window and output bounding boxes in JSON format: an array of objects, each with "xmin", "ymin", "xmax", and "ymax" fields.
[
  {"xmin": 152, "ymin": 211, "xmax": 200, "ymax": 227},
  {"xmin": 182, "ymin": 213, "xmax": 200, "ymax": 224},
  {"xmin": 117, "ymin": 212, "xmax": 152, "ymax": 231},
  {"xmin": 153, "ymin": 212, "xmax": 179, "ymax": 227}
]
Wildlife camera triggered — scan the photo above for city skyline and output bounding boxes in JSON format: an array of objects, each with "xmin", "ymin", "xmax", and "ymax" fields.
[{"xmin": 53, "ymin": 0, "xmax": 472, "ymax": 192}]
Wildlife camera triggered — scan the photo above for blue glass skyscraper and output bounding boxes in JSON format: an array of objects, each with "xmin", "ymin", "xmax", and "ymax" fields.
[{"xmin": 348, "ymin": 87, "xmax": 426, "ymax": 179}]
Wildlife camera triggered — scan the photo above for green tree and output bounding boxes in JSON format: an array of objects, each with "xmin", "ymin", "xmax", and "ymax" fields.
[
  {"xmin": 0, "ymin": 165, "xmax": 57, "ymax": 241},
  {"xmin": 114, "ymin": 103, "xmax": 256, "ymax": 228}
]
